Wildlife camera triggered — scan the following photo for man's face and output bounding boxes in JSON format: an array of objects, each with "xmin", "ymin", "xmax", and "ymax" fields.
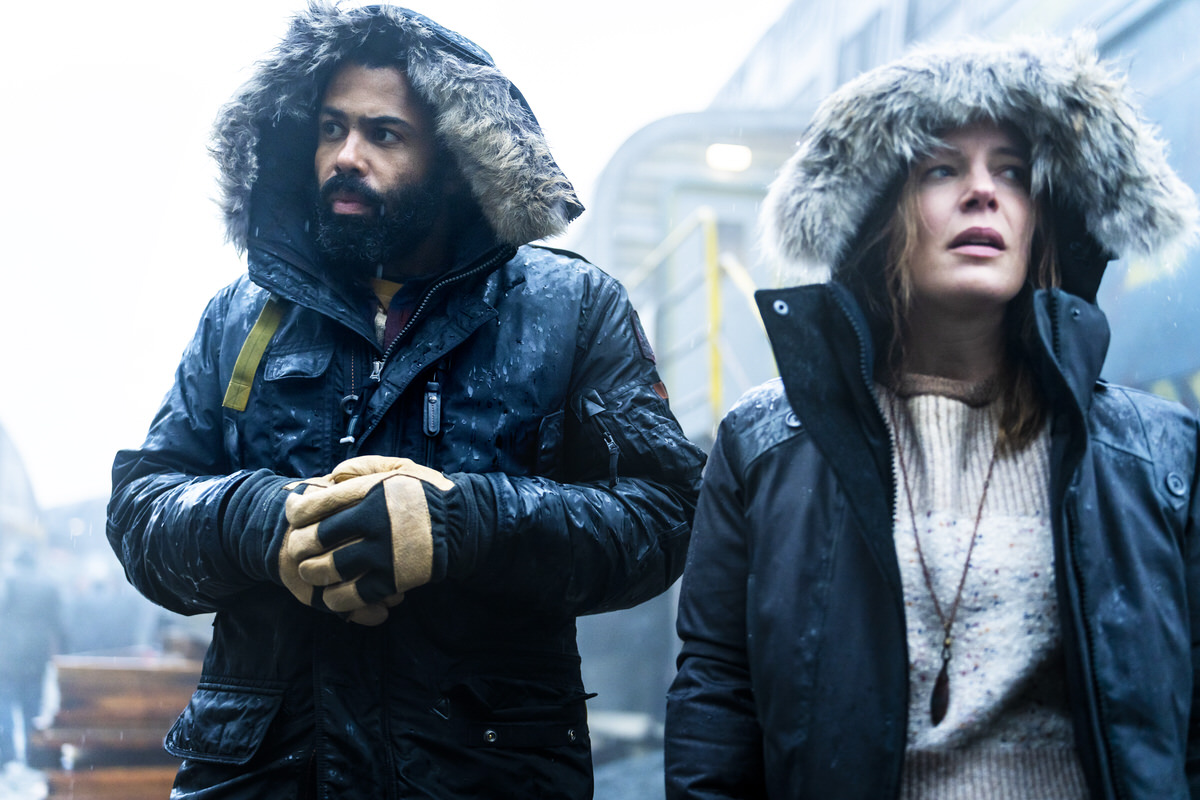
[
  {"xmin": 315, "ymin": 63, "xmax": 438, "ymax": 213},
  {"xmin": 312, "ymin": 63, "xmax": 447, "ymax": 279}
]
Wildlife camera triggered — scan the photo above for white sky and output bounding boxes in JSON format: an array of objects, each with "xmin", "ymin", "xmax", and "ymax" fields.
[{"xmin": 1, "ymin": 0, "xmax": 792, "ymax": 509}]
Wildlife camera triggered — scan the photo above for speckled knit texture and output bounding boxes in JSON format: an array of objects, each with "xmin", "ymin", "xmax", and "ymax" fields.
[{"xmin": 879, "ymin": 380, "xmax": 1088, "ymax": 798}]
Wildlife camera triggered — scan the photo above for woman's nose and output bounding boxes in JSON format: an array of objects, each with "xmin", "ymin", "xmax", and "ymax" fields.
[{"xmin": 962, "ymin": 164, "xmax": 998, "ymax": 210}]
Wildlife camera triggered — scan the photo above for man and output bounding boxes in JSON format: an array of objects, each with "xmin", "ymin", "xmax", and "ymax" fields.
[{"xmin": 106, "ymin": 5, "xmax": 704, "ymax": 798}]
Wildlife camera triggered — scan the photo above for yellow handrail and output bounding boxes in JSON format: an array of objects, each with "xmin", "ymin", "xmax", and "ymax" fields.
[
  {"xmin": 704, "ymin": 212, "xmax": 722, "ymax": 426},
  {"xmin": 625, "ymin": 207, "xmax": 718, "ymax": 291},
  {"xmin": 626, "ymin": 206, "xmax": 761, "ymax": 431}
]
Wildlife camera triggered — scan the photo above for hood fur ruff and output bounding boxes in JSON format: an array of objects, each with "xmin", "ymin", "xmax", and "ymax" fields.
[
  {"xmin": 763, "ymin": 32, "xmax": 1198, "ymax": 282},
  {"xmin": 211, "ymin": 2, "xmax": 583, "ymax": 251}
]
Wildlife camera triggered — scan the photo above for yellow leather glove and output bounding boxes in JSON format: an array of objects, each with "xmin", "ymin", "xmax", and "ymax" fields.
[
  {"xmin": 276, "ymin": 474, "xmax": 378, "ymax": 620},
  {"xmin": 281, "ymin": 456, "xmax": 456, "ymax": 626}
]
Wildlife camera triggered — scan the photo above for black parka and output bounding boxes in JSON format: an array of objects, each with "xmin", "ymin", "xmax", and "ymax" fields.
[
  {"xmin": 665, "ymin": 281, "xmax": 1200, "ymax": 799},
  {"xmin": 110, "ymin": 241, "xmax": 702, "ymax": 799},
  {"xmin": 106, "ymin": 5, "xmax": 704, "ymax": 798}
]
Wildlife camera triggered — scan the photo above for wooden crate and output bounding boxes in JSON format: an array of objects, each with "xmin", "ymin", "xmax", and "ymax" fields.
[
  {"xmin": 45, "ymin": 766, "xmax": 180, "ymax": 800},
  {"xmin": 31, "ymin": 654, "xmax": 201, "ymax": 799},
  {"xmin": 52, "ymin": 654, "xmax": 201, "ymax": 730}
]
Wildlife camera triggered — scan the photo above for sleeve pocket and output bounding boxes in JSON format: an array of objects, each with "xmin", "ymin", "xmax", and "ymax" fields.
[
  {"xmin": 164, "ymin": 684, "xmax": 285, "ymax": 765},
  {"xmin": 535, "ymin": 410, "xmax": 565, "ymax": 477}
]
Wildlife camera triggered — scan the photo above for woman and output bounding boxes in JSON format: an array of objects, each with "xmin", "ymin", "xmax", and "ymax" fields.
[{"xmin": 665, "ymin": 34, "xmax": 1199, "ymax": 799}]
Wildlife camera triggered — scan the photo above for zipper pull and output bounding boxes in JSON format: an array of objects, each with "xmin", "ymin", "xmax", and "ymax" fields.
[
  {"xmin": 339, "ymin": 390, "xmax": 371, "ymax": 446},
  {"xmin": 424, "ymin": 381, "xmax": 442, "ymax": 437},
  {"xmin": 340, "ymin": 393, "xmax": 359, "ymax": 445},
  {"xmin": 602, "ymin": 431, "xmax": 619, "ymax": 487},
  {"xmin": 345, "ymin": 358, "xmax": 384, "ymax": 444},
  {"xmin": 339, "ymin": 417, "xmax": 360, "ymax": 446}
]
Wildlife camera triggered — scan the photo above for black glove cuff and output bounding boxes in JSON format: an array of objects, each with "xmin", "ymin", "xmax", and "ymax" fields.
[
  {"xmin": 427, "ymin": 473, "xmax": 497, "ymax": 582},
  {"xmin": 220, "ymin": 470, "xmax": 295, "ymax": 583}
]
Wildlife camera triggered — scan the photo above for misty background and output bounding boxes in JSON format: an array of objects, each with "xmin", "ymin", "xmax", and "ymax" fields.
[{"xmin": 2, "ymin": 0, "xmax": 1198, "ymax": 797}]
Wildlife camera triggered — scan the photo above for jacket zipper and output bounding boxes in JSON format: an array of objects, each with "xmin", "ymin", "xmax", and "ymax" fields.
[
  {"xmin": 339, "ymin": 247, "xmax": 515, "ymax": 447},
  {"xmin": 828, "ymin": 287, "xmax": 908, "ymax": 799},
  {"xmin": 1048, "ymin": 290, "xmax": 1121, "ymax": 799},
  {"xmin": 380, "ymin": 636, "xmax": 398, "ymax": 800},
  {"xmin": 829, "ymin": 288, "xmax": 891, "ymax": 497},
  {"xmin": 1048, "ymin": 290, "xmax": 1064, "ymax": 367},
  {"xmin": 1063, "ymin": 493, "xmax": 1121, "ymax": 800},
  {"xmin": 602, "ymin": 430, "xmax": 619, "ymax": 487}
]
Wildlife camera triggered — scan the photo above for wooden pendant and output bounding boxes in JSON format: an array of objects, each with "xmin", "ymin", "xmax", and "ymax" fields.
[{"xmin": 930, "ymin": 661, "xmax": 950, "ymax": 726}]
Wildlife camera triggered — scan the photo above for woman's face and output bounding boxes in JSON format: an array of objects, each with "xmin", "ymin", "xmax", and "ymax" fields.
[{"xmin": 905, "ymin": 121, "xmax": 1035, "ymax": 317}]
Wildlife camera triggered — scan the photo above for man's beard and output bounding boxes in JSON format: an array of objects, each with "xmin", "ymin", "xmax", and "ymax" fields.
[{"xmin": 312, "ymin": 172, "xmax": 444, "ymax": 282}]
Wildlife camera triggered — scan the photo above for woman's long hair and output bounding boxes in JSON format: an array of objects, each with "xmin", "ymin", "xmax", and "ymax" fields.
[{"xmin": 842, "ymin": 159, "xmax": 1061, "ymax": 452}]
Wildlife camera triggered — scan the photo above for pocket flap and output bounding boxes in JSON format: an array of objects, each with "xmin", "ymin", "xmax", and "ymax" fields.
[
  {"xmin": 164, "ymin": 684, "xmax": 284, "ymax": 765},
  {"xmin": 458, "ymin": 717, "xmax": 589, "ymax": 749},
  {"xmin": 264, "ymin": 347, "xmax": 334, "ymax": 381}
]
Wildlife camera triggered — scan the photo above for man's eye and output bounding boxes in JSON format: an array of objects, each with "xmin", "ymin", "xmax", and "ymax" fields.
[
  {"xmin": 319, "ymin": 121, "xmax": 344, "ymax": 139},
  {"xmin": 374, "ymin": 128, "xmax": 401, "ymax": 143}
]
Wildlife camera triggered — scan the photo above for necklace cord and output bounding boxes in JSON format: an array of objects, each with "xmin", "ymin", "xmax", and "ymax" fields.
[{"xmin": 887, "ymin": 391, "xmax": 1001, "ymax": 724}]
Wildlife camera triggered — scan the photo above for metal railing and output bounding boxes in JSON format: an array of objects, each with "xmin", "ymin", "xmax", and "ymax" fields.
[{"xmin": 624, "ymin": 206, "xmax": 765, "ymax": 433}]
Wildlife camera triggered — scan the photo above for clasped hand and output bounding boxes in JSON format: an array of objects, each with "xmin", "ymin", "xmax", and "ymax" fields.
[{"xmin": 278, "ymin": 456, "xmax": 455, "ymax": 626}]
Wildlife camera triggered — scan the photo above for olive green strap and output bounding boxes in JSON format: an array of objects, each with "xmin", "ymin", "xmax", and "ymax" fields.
[{"xmin": 222, "ymin": 297, "xmax": 283, "ymax": 412}]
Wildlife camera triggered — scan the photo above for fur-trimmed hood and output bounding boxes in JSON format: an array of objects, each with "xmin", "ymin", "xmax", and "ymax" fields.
[
  {"xmin": 762, "ymin": 32, "xmax": 1198, "ymax": 287},
  {"xmin": 211, "ymin": 2, "xmax": 582, "ymax": 253}
]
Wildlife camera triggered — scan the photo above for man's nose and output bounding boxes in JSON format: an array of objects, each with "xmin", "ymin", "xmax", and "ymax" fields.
[{"xmin": 334, "ymin": 132, "xmax": 367, "ymax": 175}]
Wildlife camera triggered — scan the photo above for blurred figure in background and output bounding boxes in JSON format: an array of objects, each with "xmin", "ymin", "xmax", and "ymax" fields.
[{"xmin": 0, "ymin": 548, "xmax": 62, "ymax": 767}]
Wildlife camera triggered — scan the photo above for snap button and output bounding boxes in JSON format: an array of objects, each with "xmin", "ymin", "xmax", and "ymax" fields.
[
  {"xmin": 484, "ymin": 729, "xmax": 498, "ymax": 743},
  {"xmin": 1166, "ymin": 472, "xmax": 1188, "ymax": 497},
  {"xmin": 773, "ymin": 299, "xmax": 790, "ymax": 316},
  {"xmin": 785, "ymin": 411, "xmax": 802, "ymax": 428},
  {"xmin": 567, "ymin": 728, "xmax": 577, "ymax": 743},
  {"xmin": 1070, "ymin": 307, "xmax": 1082, "ymax": 319}
]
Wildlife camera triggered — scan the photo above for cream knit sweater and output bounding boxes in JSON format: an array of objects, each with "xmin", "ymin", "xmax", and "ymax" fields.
[{"xmin": 879, "ymin": 376, "xmax": 1088, "ymax": 799}]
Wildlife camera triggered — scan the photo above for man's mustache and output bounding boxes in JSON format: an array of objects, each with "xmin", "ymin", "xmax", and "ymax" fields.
[{"xmin": 319, "ymin": 175, "xmax": 387, "ymax": 214}]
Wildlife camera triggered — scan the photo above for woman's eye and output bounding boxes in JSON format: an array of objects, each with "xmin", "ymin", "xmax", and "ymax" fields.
[
  {"xmin": 922, "ymin": 164, "xmax": 955, "ymax": 180},
  {"xmin": 998, "ymin": 164, "xmax": 1030, "ymax": 187}
]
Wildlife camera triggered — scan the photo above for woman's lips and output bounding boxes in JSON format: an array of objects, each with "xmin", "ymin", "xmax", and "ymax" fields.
[{"xmin": 949, "ymin": 226, "xmax": 1005, "ymax": 255}]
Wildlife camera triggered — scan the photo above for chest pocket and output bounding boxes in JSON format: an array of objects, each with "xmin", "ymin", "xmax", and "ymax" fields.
[
  {"xmin": 221, "ymin": 296, "xmax": 334, "ymax": 408},
  {"xmin": 264, "ymin": 347, "xmax": 335, "ymax": 381},
  {"xmin": 226, "ymin": 344, "xmax": 337, "ymax": 476}
]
